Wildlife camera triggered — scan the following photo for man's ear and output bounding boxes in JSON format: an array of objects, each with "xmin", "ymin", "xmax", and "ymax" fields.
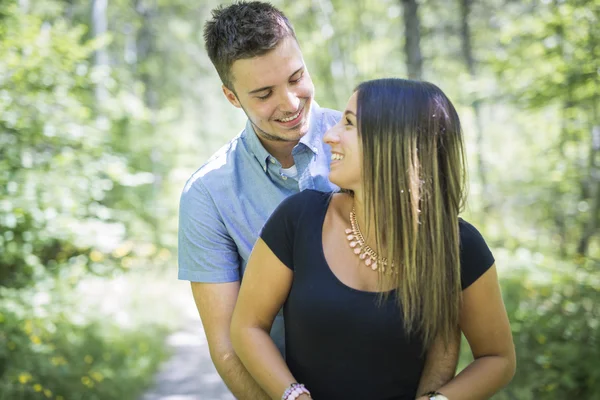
[{"xmin": 222, "ymin": 85, "xmax": 242, "ymax": 109}]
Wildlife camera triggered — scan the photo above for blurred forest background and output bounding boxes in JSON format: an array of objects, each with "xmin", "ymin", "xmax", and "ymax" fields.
[{"xmin": 0, "ymin": 0, "xmax": 598, "ymax": 399}]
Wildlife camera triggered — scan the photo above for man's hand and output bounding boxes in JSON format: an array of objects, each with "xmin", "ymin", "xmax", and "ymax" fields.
[
  {"xmin": 416, "ymin": 327, "xmax": 461, "ymax": 397},
  {"xmin": 192, "ymin": 281, "xmax": 270, "ymax": 399}
]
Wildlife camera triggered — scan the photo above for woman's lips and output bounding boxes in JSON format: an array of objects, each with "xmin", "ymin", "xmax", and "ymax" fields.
[{"xmin": 330, "ymin": 152, "xmax": 344, "ymax": 165}]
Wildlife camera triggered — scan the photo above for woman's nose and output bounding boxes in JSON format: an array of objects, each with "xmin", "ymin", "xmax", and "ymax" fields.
[{"xmin": 323, "ymin": 124, "xmax": 340, "ymax": 145}]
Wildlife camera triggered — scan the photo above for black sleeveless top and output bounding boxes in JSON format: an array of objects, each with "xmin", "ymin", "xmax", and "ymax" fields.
[{"xmin": 260, "ymin": 190, "xmax": 495, "ymax": 400}]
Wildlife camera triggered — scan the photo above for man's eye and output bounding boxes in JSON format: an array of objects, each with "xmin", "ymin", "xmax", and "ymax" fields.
[{"xmin": 257, "ymin": 92, "xmax": 272, "ymax": 100}]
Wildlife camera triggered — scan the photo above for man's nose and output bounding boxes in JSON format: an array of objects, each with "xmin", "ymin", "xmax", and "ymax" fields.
[{"xmin": 280, "ymin": 90, "xmax": 300, "ymax": 113}]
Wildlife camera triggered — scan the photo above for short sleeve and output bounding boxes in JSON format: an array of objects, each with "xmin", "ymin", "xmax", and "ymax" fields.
[
  {"xmin": 260, "ymin": 191, "xmax": 314, "ymax": 271},
  {"xmin": 459, "ymin": 219, "xmax": 495, "ymax": 290},
  {"xmin": 178, "ymin": 178, "xmax": 240, "ymax": 282}
]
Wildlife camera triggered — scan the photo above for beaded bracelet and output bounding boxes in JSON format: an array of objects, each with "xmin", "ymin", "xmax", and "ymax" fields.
[{"xmin": 281, "ymin": 383, "xmax": 311, "ymax": 400}]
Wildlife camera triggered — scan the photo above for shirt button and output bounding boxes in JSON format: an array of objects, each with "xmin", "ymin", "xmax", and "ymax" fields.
[
  {"xmin": 281, "ymin": 175, "xmax": 288, "ymax": 181},
  {"xmin": 263, "ymin": 166, "xmax": 267, "ymax": 172},
  {"xmin": 269, "ymin": 157, "xmax": 276, "ymax": 164}
]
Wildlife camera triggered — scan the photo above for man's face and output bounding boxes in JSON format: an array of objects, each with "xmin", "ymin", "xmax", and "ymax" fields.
[{"xmin": 222, "ymin": 36, "xmax": 315, "ymax": 144}]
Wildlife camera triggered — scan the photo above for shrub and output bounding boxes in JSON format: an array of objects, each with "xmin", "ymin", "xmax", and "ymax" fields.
[
  {"xmin": 458, "ymin": 257, "xmax": 599, "ymax": 399},
  {"xmin": 0, "ymin": 280, "xmax": 170, "ymax": 400}
]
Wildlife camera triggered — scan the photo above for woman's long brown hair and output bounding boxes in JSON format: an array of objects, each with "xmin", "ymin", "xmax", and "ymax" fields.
[{"xmin": 356, "ymin": 78, "xmax": 467, "ymax": 349}]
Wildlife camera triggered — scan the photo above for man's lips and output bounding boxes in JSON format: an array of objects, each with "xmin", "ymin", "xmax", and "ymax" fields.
[{"xmin": 274, "ymin": 107, "xmax": 304, "ymax": 127}]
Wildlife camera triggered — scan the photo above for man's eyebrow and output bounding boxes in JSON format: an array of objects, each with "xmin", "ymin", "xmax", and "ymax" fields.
[{"xmin": 247, "ymin": 66, "xmax": 305, "ymax": 95}]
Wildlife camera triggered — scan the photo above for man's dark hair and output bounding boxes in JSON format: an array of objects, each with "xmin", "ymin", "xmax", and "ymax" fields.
[{"xmin": 203, "ymin": 1, "xmax": 297, "ymax": 90}]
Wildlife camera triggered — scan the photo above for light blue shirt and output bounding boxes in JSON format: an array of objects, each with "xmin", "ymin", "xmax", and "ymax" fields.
[{"xmin": 178, "ymin": 103, "xmax": 341, "ymax": 354}]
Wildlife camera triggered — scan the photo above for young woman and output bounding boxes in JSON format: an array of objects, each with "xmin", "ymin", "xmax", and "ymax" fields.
[{"xmin": 231, "ymin": 79, "xmax": 515, "ymax": 400}]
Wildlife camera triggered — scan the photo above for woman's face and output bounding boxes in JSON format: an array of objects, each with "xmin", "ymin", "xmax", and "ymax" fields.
[{"xmin": 324, "ymin": 91, "xmax": 362, "ymax": 191}]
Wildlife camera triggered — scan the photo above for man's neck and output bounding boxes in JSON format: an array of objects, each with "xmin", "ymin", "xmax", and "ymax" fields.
[{"xmin": 259, "ymin": 138, "xmax": 298, "ymax": 168}]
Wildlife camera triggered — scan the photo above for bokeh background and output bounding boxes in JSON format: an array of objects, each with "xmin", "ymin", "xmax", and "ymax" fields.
[{"xmin": 1, "ymin": 0, "xmax": 598, "ymax": 399}]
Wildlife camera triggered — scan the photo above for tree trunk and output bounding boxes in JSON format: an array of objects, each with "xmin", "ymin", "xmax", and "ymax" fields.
[
  {"xmin": 459, "ymin": 0, "xmax": 490, "ymax": 212},
  {"xmin": 309, "ymin": 0, "xmax": 342, "ymax": 107},
  {"xmin": 577, "ymin": 124, "xmax": 600, "ymax": 257},
  {"xmin": 400, "ymin": 0, "xmax": 423, "ymax": 80},
  {"xmin": 576, "ymin": 17, "xmax": 599, "ymax": 258},
  {"xmin": 136, "ymin": 0, "xmax": 158, "ymax": 110},
  {"xmin": 18, "ymin": 0, "xmax": 29, "ymax": 12},
  {"xmin": 135, "ymin": 0, "xmax": 162, "ymax": 245},
  {"xmin": 91, "ymin": 0, "xmax": 108, "ymax": 103}
]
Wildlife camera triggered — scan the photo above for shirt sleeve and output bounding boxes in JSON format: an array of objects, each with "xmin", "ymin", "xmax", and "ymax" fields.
[
  {"xmin": 459, "ymin": 219, "xmax": 495, "ymax": 290},
  {"xmin": 178, "ymin": 178, "xmax": 240, "ymax": 282},
  {"xmin": 259, "ymin": 192, "xmax": 310, "ymax": 271}
]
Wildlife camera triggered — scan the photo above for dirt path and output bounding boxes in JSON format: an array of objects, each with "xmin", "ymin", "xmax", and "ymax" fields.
[
  {"xmin": 139, "ymin": 316, "xmax": 235, "ymax": 400},
  {"xmin": 138, "ymin": 277, "xmax": 235, "ymax": 400}
]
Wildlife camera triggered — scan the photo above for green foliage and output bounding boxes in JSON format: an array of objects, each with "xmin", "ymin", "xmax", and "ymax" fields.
[
  {"xmin": 503, "ymin": 268, "xmax": 599, "ymax": 398},
  {"xmin": 0, "ymin": 1, "xmax": 170, "ymax": 288},
  {"xmin": 0, "ymin": 2, "xmax": 176, "ymax": 397},
  {"xmin": 0, "ymin": 279, "xmax": 170, "ymax": 400},
  {"xmin": 459, "ymin": 256, "xmax": 599, "ymax": 398},
  {"xmin": 484, "ymin": 0, "xmax": 600, "ymax": 258},
  {"xmin": 0, "ymin": 3, "xmax": 114, "ymax": 287}
]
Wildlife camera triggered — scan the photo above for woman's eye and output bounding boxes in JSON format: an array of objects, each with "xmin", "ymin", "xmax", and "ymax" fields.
[
  {"xmin": 345, "ymin": 117, "xmax": 353, "ymax": 126},
  {"xmin": 290, "ymin": 74, "xmax": 303, "ymax": 84}
]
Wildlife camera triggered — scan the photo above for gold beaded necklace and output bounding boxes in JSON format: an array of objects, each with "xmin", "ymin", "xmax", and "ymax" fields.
[{"xmin": 345, "ymin": 207, "xmax": 394, "ymax": 273}]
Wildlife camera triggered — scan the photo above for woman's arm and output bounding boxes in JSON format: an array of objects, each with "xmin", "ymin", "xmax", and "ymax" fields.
[
  {"xmin": 418, "ymin": 264, "xmax": 516, "ymax": 400},
  {"xmin": 231, "ymin": 238, "xmax": 307, "ymax": 400}
]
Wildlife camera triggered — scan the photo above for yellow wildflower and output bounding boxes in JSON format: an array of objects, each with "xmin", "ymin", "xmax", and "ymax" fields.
[
  {"xmin": 51, "ymin": 356, "xmax": 67, "ymax": 366},
  {"xmin": 84, "ymin": 355, "xmax": 94, "ymax": 364},
  {"xmin": 121, "ymin": 257, "xmax": 134, "ymax": 269},
  {"xmin": 33, "ymin": 384, "xmax": 42, "ymax": 392},
  {"xmin": 89, "ymin": 250, "xmax": 104, "ymax": 263},
  {"xmin": 18, "ymin": 373, "xmax": 32, "ymax": 384},
  {"xmin": 81, "ymin": 376, "xmax": 94, "ymax": 388},
  {"xmin": 112, "ymin": 241, "xmax": 133, "ymax": 258},
  {"xmin": 157, "ymin": 248, "xmax": 171, "ymax": 261},
  {"xmin": 91, "ymin": 371, "xmax": 104, "ymax": 382},
  {"xmin": 536, "ymin": 335, "xmax": 547, "ymax": 345},
  {"xmin": 24, "ymin": 320, "xmax": 33, "ymax": 334},
  {"xmin": 44, "ymin": 389, "xmax": 52, "ymax": 398},
  {"xmin": 30, "ymin": 335, "xmax": 41, "ymax": 345}
]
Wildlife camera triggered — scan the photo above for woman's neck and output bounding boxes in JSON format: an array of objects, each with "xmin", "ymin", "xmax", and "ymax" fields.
[{"xmin": 351, "ymin": 191, "xmax": 377, "ymax": 245}]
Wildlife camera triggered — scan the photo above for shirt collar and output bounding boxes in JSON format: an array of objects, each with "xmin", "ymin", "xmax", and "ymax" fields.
[{"xmin": 242, "ymin": 102, "xmax": 324, "ymax": 173}]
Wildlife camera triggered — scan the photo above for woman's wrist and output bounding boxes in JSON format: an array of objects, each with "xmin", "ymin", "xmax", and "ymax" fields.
[
  {"xmin": 281, "ymin": 382, "xmax": 311, "ymax": 400},
  {"xmin": 418, "ymin": 392, "xmax": 448, "ymax": 400}
]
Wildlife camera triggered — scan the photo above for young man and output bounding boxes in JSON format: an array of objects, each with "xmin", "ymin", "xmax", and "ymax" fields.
[{"xmin": 178, "ymin": 2, "xmax": 458, "ymax": 399}]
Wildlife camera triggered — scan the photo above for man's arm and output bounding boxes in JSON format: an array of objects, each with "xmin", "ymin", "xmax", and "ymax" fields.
[
  {"xmin": 416, "ymin": 327, "xmax": 461, "ymax": 398},
  {"xmin": 192, "ymin": 281, "xmax": 270, "ymax": 400},
  {"xmin": 179, "ymin": 178, "xmax": 268, "ymax": 399}
]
